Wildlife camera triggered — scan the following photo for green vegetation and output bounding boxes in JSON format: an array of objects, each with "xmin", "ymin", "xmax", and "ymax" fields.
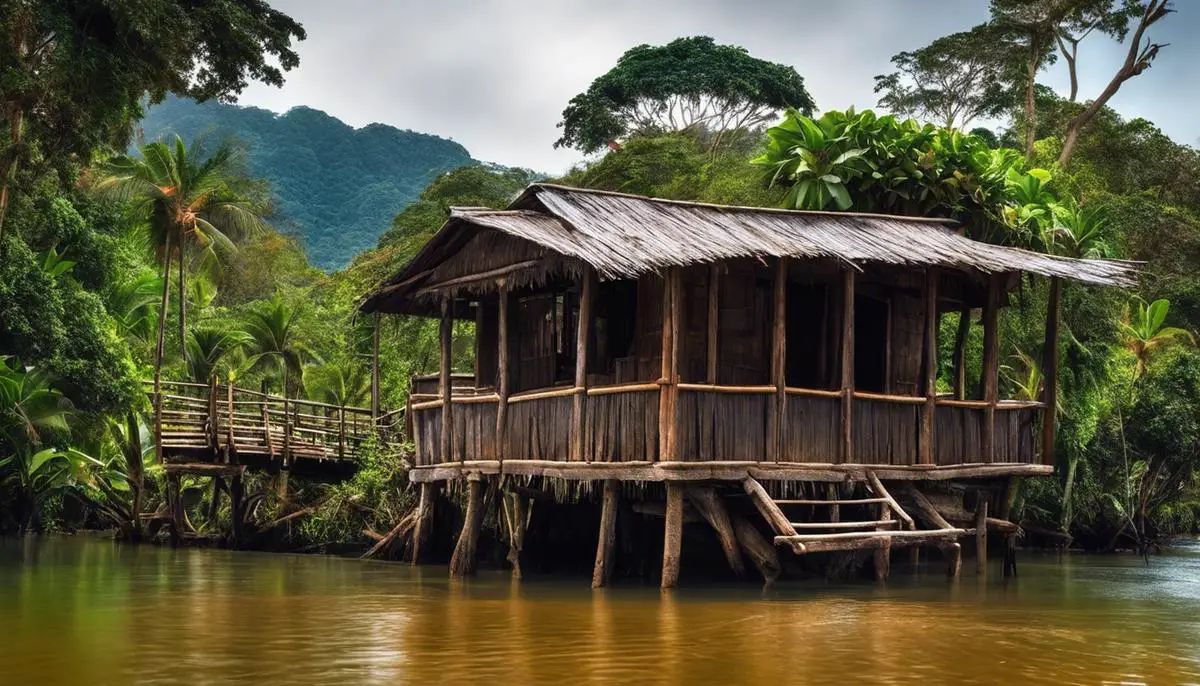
[
  {"xmin": 1, "ymin": 10, "xmax": 1198, "ymax": 560},
  {"xmin": 137, "ymin": 96, "xmax": 477, "ymax": 269}
]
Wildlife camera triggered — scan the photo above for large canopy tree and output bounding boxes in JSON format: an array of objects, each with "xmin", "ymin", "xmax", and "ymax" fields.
[
  {"xmin": 555, "ymin": 36, "xmax": 815, "ymax": 154},
  {"xmin": 0, "ymin": 0, "xmax": 305, "ymax": 248},
  {"xmin": 874, "ymin": 24, "xmax": 1025, "ymax": 129}
]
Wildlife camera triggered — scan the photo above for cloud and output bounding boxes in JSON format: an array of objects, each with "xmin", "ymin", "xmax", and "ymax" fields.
[{"xmin": 239, "ymin": 0, "xmax": 1199, "ymax": 172}]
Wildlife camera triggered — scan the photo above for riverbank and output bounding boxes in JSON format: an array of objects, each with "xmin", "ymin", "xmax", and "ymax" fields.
[{"xmin": 2, "ymin": 536, "xmax": 1198, "ymax": 684}]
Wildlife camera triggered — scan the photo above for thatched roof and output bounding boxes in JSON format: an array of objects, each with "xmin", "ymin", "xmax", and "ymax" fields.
[{"xmin": 361, "ymin": 183, "xmax": 1139, "ymax": 314}]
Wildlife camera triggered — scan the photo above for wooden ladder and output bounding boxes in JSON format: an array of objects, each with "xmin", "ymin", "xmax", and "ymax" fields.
[{"xmin": 742, "ymin": 473, "xmax": 968, "ymax": 577}]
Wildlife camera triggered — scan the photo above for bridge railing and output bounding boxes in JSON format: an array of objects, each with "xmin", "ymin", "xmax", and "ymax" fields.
[{"xmin": 148, "ymin": 379, "xmax": 398, "ymax": 464}]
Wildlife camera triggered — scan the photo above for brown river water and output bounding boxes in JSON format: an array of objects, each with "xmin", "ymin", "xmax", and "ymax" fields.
[{"xmin": 2, "ymin": 536, "xmax": 1200, "ymax": 685}]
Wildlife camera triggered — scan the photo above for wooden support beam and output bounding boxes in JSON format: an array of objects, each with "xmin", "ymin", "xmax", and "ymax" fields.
[
  {"xmin": 449, "ymin": 476, "xmax": 484, "ymax": 578},
  {"xmin": 409, "ymin": 481, "xmax": 438, "ymax": 565},
  {"xmin": 440, "ymin": 298, "xmax": 454, "ymax": 464},
  {"xmin": 952, "ymin": 304, "xmax": 970, "ymax": 400},
  {"xmin": 743, "ymin": 476, "xmax": 798, "ymax": 538},
  {"xmin": 686, "ymin": 487, "xmax": 744, "ymax": 577},
  {"xmin": 769, "ymin": 257, "xmax": 787, "ymax": 462},
  {"xmin": 826, "ymin": 483, "xmax": 840, "ymax": 523},
  {"xmin": 1041, "ymin": 276, "xmax": 1062, "ymax": 466},
  {"xmin": 706, "ymin": 262, "xmax": 720, "ymax": 385},
  {"xmin": 730, "ymin": 511, "xmax": 782, "ymax": 584},
  {"xmin": 866, "ymin": 471, "xmax": 915, "ymax": 529},
  {"xmin": 496, "ymin": 283, "xmax": 510, "ymax": 458},
  {"xmin": 840, "ymin": 268, "xmax": 855, "ymax": 464},
  {"xmin": 371, "ymin": 312, "xmax": 381, "ymax": 422},
  {"xmin": 946, "ymin": 541, "xmax": 963, "ymax": 578},
  {"xmin": 901, "ymin": 484, "xmax": 954, "ymax": 530},
  {"xmin": 592, "ymin": 479, "xmax": 619, "ymax": 588},
  {"xmin": 658, "ymin": 269, "xmax": 682, "ymax": 462},
  {"xmin": 167, "ymin": 473, "xmax": 182, "ymax": 547},
  {"xmin": 975, "ymin": 496, "xmax": 988, "ymax": 576},
  {"xmin": 875, "ymin": 502, "xmax": 893, "ymax": 582},
  {"xmin": 504, "ymin": 492, "xmax": 528, "ymax": 579},
  {"xmin": 920, "ymin": 268, "xmax": 939, "ymax": 465},
  {"xmin": 661, "ymin": 482, "xmax": 684, "ymax": 589},
  {"xmin": 229, "ymin": 472, "xmax": 245, "ymax": 549},
  {"xmin": 572, "ymin": 269, "xmax": 594, "ymax": 462},
  {"xmin": 980, "ymin": 274, "xmax": 1001, "ymax": 463}
]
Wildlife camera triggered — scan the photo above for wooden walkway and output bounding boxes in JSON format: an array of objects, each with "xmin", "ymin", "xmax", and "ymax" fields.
[{"xmin": 149, "ymin": 380, "xmax": 404, "ymax": 468}]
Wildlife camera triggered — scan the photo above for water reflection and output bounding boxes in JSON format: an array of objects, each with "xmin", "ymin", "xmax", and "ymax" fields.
[{"xmin": 1, "ymin": 537, "xmax": 1199, "ymax": 685}]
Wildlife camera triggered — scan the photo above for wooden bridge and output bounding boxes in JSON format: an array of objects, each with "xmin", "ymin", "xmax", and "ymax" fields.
[{"xmin": 149, "ymin": 380, "xmax": 405, "ymax": 474}]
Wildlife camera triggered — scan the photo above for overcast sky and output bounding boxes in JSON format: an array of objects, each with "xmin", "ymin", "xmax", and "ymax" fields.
[{"xmin": 239, "ymin": 0, "xmax": 1199, "ymax": 173}]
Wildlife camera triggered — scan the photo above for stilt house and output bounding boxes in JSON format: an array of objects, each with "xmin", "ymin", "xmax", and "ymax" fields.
[{"xmin": 361, "ymin": 183, "xmax": 1137, "ymax": 584}]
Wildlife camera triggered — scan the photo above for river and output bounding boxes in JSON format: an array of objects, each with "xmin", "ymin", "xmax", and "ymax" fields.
[{"xmin": 2, "ymin": 536, "xmax": 1199, "ymax": 685}]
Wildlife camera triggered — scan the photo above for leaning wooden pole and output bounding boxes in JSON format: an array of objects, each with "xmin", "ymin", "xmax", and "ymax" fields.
[
  {"xmin": 661, "ymin": 482, "xmax": 684, "ymax": 589},
  {"xmin": 592, "ymin": 479, "xmax": 620, "ymax": 588},
  {"xmin": 686, "ymin": 487, "xmax": 744, "ymax": 577},
  {"xmin": 439, "ymin": 298, "xmax": 453, "ymax": 464},
  {"xmin": 1041, "ymin": 276, "xmax": 1062, "ymax": 466},
  {"xmin": 449, "ymin": 476, "xmax": 484, "ymax": 578}
]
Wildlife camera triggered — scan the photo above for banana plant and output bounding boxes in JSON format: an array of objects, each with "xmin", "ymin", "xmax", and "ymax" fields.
[
  {"xmin": 1120, "ymin": 298, "xmax": 1195, "ymax": 379},
  {"xmin": 0, "ymin": 447, "xmax": 101, "ymax": 535},
  {"xmin": 754, "ymin": 109, "xmax": 867, "ymax": 210}
]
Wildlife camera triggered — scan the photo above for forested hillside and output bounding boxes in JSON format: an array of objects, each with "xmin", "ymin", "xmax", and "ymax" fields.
[{"xmin": 138, "ymin": 96, "xmax": 475, "ymax": 269}]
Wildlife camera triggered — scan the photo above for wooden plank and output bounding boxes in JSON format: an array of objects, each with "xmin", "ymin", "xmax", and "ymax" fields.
[
  {"xmin": 1041, "ymin": 276, "xmax": 1061, "ymax": 466},
  {"xmin": 840, "ymin": 268, "xmax": 855, "ymax": 464},
  {"xmin": 789, "ymin": 520, "xmax": 899, "ymax": 530},
  {"xmin": 775, "ymin": 497, "xmax": 888, "ymax": 506},
  {"xmin": 742, "ymin": 476, "xmax": 797, "ymax": 537},
  {"xmin": 440, "ymin": 298, "xmax": 453, "ymax": 464},
  {"xmin": 976, "ymin": 496, "xmax": 988, "ymax": 575},
  {"xmin": 416, "ymin": 259, "xmax": 543, "ymax": 294},
  {"xmin": 921, "ymin": 268, "xmax": 939, "ymax": 465},
  {"xmin": 981, "ymin": 274, "xmax": 1001, "ymax": 464},
  {"xmin": 777, "ymin": 527, "xmax": 970, "ymax": 543}
]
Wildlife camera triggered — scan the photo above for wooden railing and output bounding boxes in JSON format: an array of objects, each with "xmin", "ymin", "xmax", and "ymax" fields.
[
  {"xmin": 149, "ymin": 380, "xmax": 400, "ymax": 464},
  {"xmin": 409, "ymin": 379, "xmax": 1043, "ymax": 467}
]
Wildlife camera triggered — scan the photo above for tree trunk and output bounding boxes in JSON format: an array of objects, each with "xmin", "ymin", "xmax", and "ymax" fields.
[
  {"xmin": 0, "ymin": 104, "xmax": 23, "ymax": 252},
  {"xmin": 1058, "ymin": 453, "xmax": 1078, "ymax": 535},
  {"xmin": 1023, "ymin": 50, "xmax": 1039, "ymax": 159},
  {"xmin": 153, "ymin": 236, "xmax": 173, "ymax": 463},
  {"xmin": 177, "ymin": 244, "xmax": 186, "ymax": 352},
  {"xmin": 125, "ymin": 411, "xmax": 145, "ymax": 541}
]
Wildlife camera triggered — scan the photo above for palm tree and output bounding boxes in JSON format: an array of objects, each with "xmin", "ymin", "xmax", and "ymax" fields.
[
  {"xmin": 186, "ymin": 326, "xmax": 251, "ymax": 385},
  {"xmin": 244, "ymin": 295, "xmax": 316, "ymax": 396},
  {"xmin": 96, "ymin": 136, "xmax": 264, "ymax": 452},
  {"xmin": 108, "ymin": 271, "xmax": 163, "ymax": 347},
  {"xmin": 1119, "ymin": 298, "xmax": 1195, "ymax": 379},
  {"xmin": 305, "ymin": 360, "xmax": 370, "ymax": 407}
]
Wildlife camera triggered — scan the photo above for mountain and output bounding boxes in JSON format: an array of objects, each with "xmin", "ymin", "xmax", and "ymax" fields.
[{"xmin": 137, "ymin": 96, "xmax": 476, "ymax": 270}]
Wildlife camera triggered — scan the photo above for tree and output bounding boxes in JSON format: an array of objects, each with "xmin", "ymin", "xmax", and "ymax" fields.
[
  {"xmin": 989, "ymin": 0, "xmax": 1069, "ymax": 157},
  {"xmin": 186, "ymin": 326, "xmax": 251, "ymax": 384},
  {"xmin": 1120, "ymin": 298, "xmax": 1194, "ymax": 379},
  {"xmin": 555, "ymin": 36, "xmax": 815, "ymax": 154},
  {"xmin": 97, "ymin": 136, "xmax": 265, "ymax": 434},
  {"xmin": 243, "ymin": 295, "xmax": 314, "ymax": 396},
  {"xmin": 874, "ymin": 24, "xmax": 1024, "ymax": 129},
  {"xmin": 1054, "ymin": 0, "xmax": 1144, "ymax": 102},
  {"xmin": 0, "ymin": 0, "xmax": 304, "ymax": 250}
]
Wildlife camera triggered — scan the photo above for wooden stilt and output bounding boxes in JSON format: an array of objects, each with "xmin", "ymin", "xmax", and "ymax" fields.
[
  {"xmin": 207, "ymin": 476, "xmax": 223, "ymax": 524},
  {"xmin": 976, "ymin": 496, "xmax": 989, "ymax": 576},
  {"xmin": 505, "ymin": 493, "xmax": 528, "ymax": 578},
  {"xmin": 840, "ymin": 268, "xmax": 855, "ymax": 463},
  {"xmin": 826, "ymin": 483, "xmax": 840, "ymax": 523},
  {"xmin": 167, "ymin": 473, "xmax": 182, "ymax": 547},
  {"xmin": 686, "ymin": 487, "xmax": 744, "ymax": 577},
  {"xmin": 874, "ymin": 501, "xmax": 893, "ymax": 582},
  {"xmin": 592, "ymin": 479, "xmax": 619, "ymax": 588},
  {"xmin": 1003, "ymin": 534, "xmax": 1018, "ymax": 578},
  {"xmin": 410, "ymin": 481, "xmax": 438, "ymax": 565},
  {"xmin": 450, "ymin": 476, "xmax": 484, "ymax": 579},
  {"xmin": 730, "ymin": 511, "xmax": 781, "ymax": 584},
  {"xmin": 661, "ymin": 482, "xmax": 684, "ymax": 588},
  {"xmin": 572, "ymin": 269, "xmax": 594, "ymax": 462},
  {"xmin": 743, "ymin": 477, "xmax": 798, "ymax": 538},
  {"xmin": 229, "ymin": 473, "xmax": 245, "ymax": 548},
  {"xmin": 946, "ymin": 541, "xmax": 963, "ymax": 578}
]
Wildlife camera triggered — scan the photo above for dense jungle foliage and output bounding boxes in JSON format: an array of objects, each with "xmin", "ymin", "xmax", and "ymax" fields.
[{"xmin": 1, "ymin": 2, "xmax": 1197, "ymax": 558}]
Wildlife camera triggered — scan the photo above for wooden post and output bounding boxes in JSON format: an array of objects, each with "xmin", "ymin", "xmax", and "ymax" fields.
[
  {"xmin": 981, "ymin": 275, "xmax": 1001, "ymax": 463},
  {"xmin": 706, "ymin": 263, "xmax": 720, "ymax": 385},
  {"xmin": 338, "ymin": 406, "xmax": 347, "ymax": 459},
  {"xmin": 946, "ymin": 541, "xmax": 962, "ymax": 578},
  {"xmin": 167, "ymin": 472, "xmax": 182, "ymax": 547},
  {"xmin": 207, "ymin": 375, "xmax": 219, "ymax": 452},
  {"xmin": 686, "ymin": 487, "xmax": 744, "ymax": 577},
  {"xmin": 592, "ymin": 479, "xmax": 620, "ymax": 588},
  {"xmin": 874, "ymin": 501, "xmax": 893, "ymax": 582},
  {"xmin": 409, "ymin": 481, "xmax": 438, "ymax": 565},
  {"xmin": 505, "ymin": 493, "xmax": 528, "ymax": 579},
  {"xmin": 262, "ymin": 400, "xmax": 275, "ymax": 459},
  {"xmin": 769, "ymin": 257, "xmax": 787, "ymax": 462},
  {"xmin": 1041, "ymin": 276, "xmax": 1062, "ymax": 466},
  {"xmin": 495, "ymin": 283, "xmax": 510, "ymax": 459},
  {"xmin": 572, "ymin": 269, "xmax": 594, "ymax": 462},
  {"xmin": 826, "ymin": 483, "xmax": 840, "ymax": 523},
  {"xmin": 282, "ymin": 397, "xmax": 292, "ymax": 468},
  {"xmin": 730, "ymin": 511, "xmax": 782, "ymax": 585},
  {"xmin": 207, "ymin": 476, "xmax": 223, "ymax": 523},
  {"xmin": 976, "ymin": 496, "xmax": 989, "ymax": 576},
  {"xmin": 840, "ymin": 268, "xmax": 856, "ymax": 464},
  {"xmin": 440, "ymin": 298, "xmax": 453, "ymax": 464},
  {"xmin": 952, "ymin": 304, "xmax": 970, "ymax": 400},
  {"xmin": 661, "ymin": 482, "xmax": 684, "ymax": 588},
  {"xmin": 225, "ymin": 381, "xmax": 235, "ymax": 463},
  {"xmin": 450, "ymin": 476, "xmax": 484, "ymax": 578},
  {"xmin": 658, "ymin": 269, "xmax": 681, "ymax": 462},
  {"xmin": 920, "ymin": 268, "xmax": 939, "ymax": 465},
  {"xmin": 229, "ymin": 472, "xmax": 245, "ymax": 548},
  {"xmin": 371, "ymin": 312, "xmax": 381, "ymax": 422}
]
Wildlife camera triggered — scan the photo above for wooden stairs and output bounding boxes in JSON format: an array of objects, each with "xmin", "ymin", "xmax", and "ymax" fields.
[{"xmin": 743, "ymin": 472, "xmax": 969, "ymax": 579}]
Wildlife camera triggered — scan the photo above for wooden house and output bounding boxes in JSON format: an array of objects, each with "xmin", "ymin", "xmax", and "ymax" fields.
[{"xmin": 361, "ymin": 183, "xmax": 1137, "ymax": 585}]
